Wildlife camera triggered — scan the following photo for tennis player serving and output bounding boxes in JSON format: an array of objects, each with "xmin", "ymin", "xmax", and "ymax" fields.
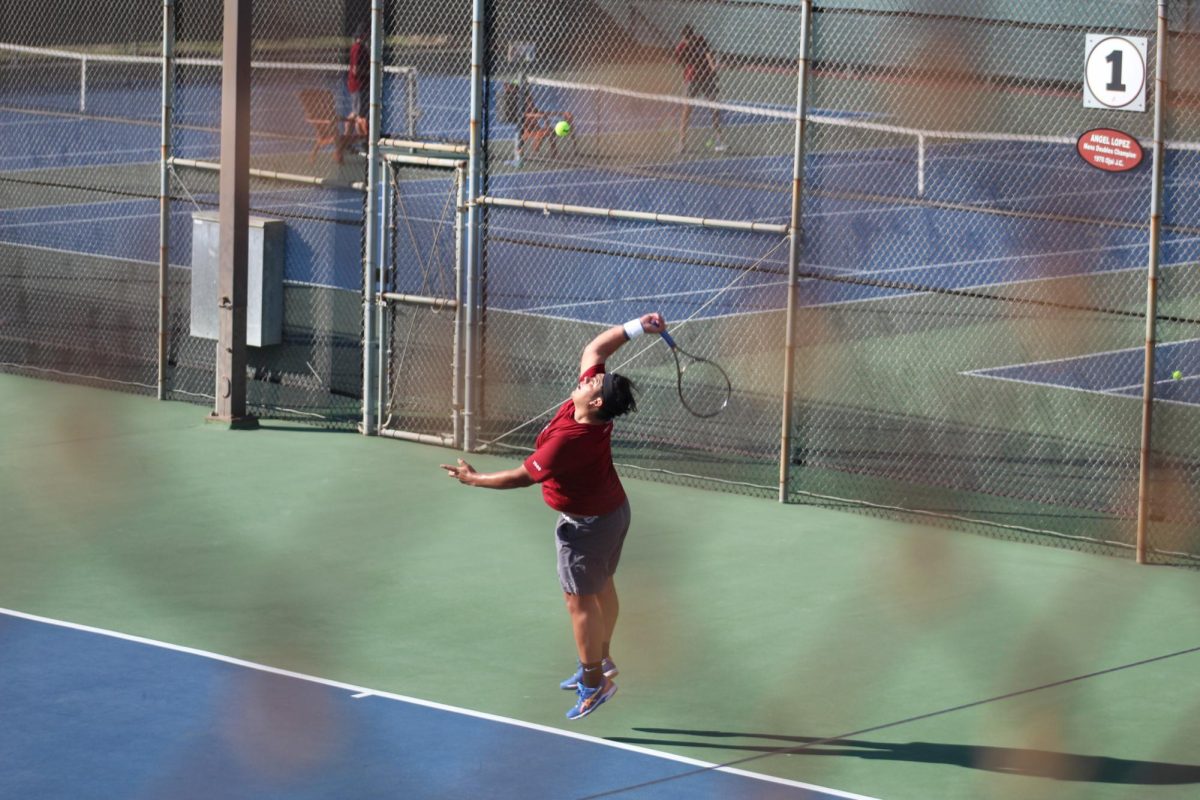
[{"xmin": 440, "ymin": 312, "xmax": 665, "ymax": 720}]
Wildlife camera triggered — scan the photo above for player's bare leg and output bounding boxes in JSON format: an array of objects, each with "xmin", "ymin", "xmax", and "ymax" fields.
[
  {"xmin": 564, "ymin": 591, "xmax": 605, "ymax": 665},
  {"xmin": 678, "ymin": 104, "xmax": 693, "ymax": 153}
]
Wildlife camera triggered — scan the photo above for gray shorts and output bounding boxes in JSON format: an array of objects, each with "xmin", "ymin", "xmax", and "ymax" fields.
[
  {"xmin": 555, "ymin": 499, "xmax": 631, "ymax": 596},
  {"xmin": 351, "ymin": 86, "xmax": 368, "ymax": 117}
]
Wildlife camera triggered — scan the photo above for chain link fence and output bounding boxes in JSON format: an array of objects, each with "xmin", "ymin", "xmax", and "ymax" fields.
[
  {"xmin": 1147, "ymin": 2, "xmax": 1200, "ymax": 561},
  {"xmin": 0, "ymin": 3, "xmax": 161, "ymax": 392},
  {"xmin": 470, "ymin": 0, "xmax": 1199, "ymax": 564},
  {"xmin": 3, "ymin": 1, "xmax": 1198, "ymax": 563},
  {"xmin": 475, "ymin": 1, "xmax": 800, "ymax": 496},
  {"xmin": 373, "ymin": 1, "xmax": 472, "ymax": 447},
  {"xmin": 166, "ymin": 0, "xmax": 365, "ymax": 425},
  {"xmin": 0, "ymin": 0, "xmax": 366, "ymax": 425},
  {"xmin": 790, "ymin": 2, "xmax": 1159, "ymax": 554}
]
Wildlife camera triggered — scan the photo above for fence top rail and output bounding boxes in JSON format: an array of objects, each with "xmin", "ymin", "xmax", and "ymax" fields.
[{"xmin": 478, "ymin": 195, "xmax": 789, "ymax": 234}]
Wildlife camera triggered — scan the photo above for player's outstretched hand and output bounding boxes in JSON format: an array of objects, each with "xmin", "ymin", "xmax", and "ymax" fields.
[
  {"xmin": 640, "ymin": 313, "xmax": 667, "ymax": 334},
  {"xmin": 440, "ymin": 458, "xmax": 478, "ymax": 485}
]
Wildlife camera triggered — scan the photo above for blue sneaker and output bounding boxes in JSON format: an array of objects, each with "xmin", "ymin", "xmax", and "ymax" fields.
[
  {"xmin": 566, "ymin": 677, "xmax": 617, "ymax": 720},
  {"xmin": 559, "ymin": 657, "xmax": 618, "ymax": 690}
]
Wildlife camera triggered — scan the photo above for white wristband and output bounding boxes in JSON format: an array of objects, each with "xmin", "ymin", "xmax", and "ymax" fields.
[{"xmin": 623, "ymin": 318, "xmax": 644, "ymax": 340}]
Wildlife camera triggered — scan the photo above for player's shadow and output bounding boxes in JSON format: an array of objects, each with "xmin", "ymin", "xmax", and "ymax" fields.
[{"xmin": 607, "ymin": 728, "xmax": 1200, "ymax": 785}]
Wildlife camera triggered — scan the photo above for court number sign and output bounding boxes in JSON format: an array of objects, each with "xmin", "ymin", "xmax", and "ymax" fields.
[{"xmin": 1083, "ymin": 34, "xmax": 1147, "ymax": 112}]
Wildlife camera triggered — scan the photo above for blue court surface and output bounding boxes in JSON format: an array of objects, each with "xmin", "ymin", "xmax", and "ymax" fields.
[
  {"xmin": 0, "ymin": 609, "xmax": 872, "ymax": 800},
  {"xmin": 7, "ymin": 77, "xmax": 1200, "ymax": 334},
  {"xmin": 966, "ymin": 339, "xmax": 1200, "ymax": 407}
]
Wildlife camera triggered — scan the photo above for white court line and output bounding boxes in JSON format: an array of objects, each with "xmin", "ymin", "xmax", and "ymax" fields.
[
  {"xmin": 0, "ymin": 211, "xmax": 158, "ymax": 231},
  {"xmin": 0, "ymin": 607, "xmax": 879, "ymax": 800},
  {"xmin": 0, "ymin": 116, "xmax": 90, "ymax": 131},
  {"xmin": 962, "ymin": 337, "xmax": 1200, "ymax": 373},
  {"xmin": 834, "ymin": 238, "xmax": 1200, "ymax": 283},
  {"xmin": 499, "ymin": 258, "xmax": 1199, "ymax": 323},
  {"xmin": 517, "ymin": 279, "xmax": 792, "ymax": 315},
  {"xmin": 1107, "ymin": 375, "xmax": 1200, "ymax": 393},
  {"xmin": 484, "ymin": 221, "xmax": 799, "ymax": 269},
  {"xmin": 961, "ymin": 338, "xmax": 1200, "ymax": 407},
  {"xmin": 0, "ymin": 146, "xmax": 157, "ymax": 167},
  {"xmin": 0, "ymin": 239, "xmax": 158, "ymax": 268},
  {"xmin": 0, "ymin": 196, "xmax": 155, "ymax": 216},
  {"xmin": 963, "ymin": 370, "xmax": 1200, "ymax": 408}
]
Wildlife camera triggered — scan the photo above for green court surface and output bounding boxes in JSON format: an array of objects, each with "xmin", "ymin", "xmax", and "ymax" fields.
[{"xmin": 2, "ymin": 371, "xmax": 1199, "ymax": 799}]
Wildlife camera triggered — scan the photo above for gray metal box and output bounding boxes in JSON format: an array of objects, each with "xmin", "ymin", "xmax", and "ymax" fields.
[{"xmin": 189, "ymin": 211, "xmax": 284, "ymax": 347}]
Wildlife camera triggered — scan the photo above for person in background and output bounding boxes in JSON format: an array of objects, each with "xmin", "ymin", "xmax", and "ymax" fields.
[
  {"xmin": 346, "ymin": 23, "xmax": 370, "ymax": 143},
  {"xmin": 675, "ymin": 25, "xmax": 724, "ymax": 153}
]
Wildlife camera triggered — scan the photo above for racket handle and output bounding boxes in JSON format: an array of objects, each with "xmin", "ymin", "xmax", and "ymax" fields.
[{"xmin": 660, "ymin": 331, "xmax": 677, "ymax": 349}]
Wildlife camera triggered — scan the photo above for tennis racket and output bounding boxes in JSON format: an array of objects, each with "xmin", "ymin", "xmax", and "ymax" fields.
[{"xmin": 660, "ymin": 331, "xmax": 731, "ymax": 418}]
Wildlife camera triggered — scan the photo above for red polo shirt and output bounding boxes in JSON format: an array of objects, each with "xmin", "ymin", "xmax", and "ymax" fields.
[
  {"xmin": 524, "ymin": 364, "xmax": 627, "ymax": 516},
  {"xmin": 347, "ymin": 39, "xmax": 368, "ymax": 93}
]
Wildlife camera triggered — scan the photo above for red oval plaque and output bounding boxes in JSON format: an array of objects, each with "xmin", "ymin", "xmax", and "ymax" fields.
[{"xmin": 1076, "ymin": 128, "xmax": 1144, "ymax": 172}]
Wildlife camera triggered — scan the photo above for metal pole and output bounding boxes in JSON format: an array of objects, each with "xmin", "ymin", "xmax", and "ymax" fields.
[
  {"xmin": 168, "ymin": 156, "xmax": 368, "ymax": 190},
  {"xmin": 463, "ymin": 0, "xmax": 485, "ymax": 451},
  {"xmin": 453, "ymin": 162, "xmax": 467, "ymax": 449},
  {"xmin": 476, "ymin": 196, "xmax": 787, "ymax": 233},
  {"xmin": 407, "ymin": 70, "xmax": 419, "ymax": 138},
  {"xmin": 159, "ymin": 0, "xmax": 174, "ymax": 400},
  {"xmin": 376, "ymin": 162, "xmax": 392, "ymax": 430},
  {"xmin": 378, "ymin": 138, "xmax": 468, "ymax": 154},
  {"xmin": 917, "ymin": 133, "xmax": 926, "ymax": 198},
  {"xmin": 512, "ymin": 70, "xmax": 526, "ymax": 167},
  {"xmin": 211, "ymin": 0, "xmax": 253, "ymax": 426},
  {"xmin": 1136, "ymin": 0, "xmax": 1169, "ymax": 563},
  {"xmin": 779, "ymin": 0, "xmax": 812, "ymax": 502},
  {"xmin": 361, "ymin": 0, "xmax": 385, "ymax": 435}
]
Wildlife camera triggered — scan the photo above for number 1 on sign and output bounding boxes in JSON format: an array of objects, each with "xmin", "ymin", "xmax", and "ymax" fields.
[{"xmin": 1105, "ymin": 49, "xmax": 1126, "ymax": 92}]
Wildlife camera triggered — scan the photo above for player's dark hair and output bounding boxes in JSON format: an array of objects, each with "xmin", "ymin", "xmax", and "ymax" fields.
[{"xmin": 598, "ymin": 373, "xmax": 637, "ymax": 420}]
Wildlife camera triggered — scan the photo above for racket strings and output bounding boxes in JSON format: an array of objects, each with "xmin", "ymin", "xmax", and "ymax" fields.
[{"xmin": 676, "ymin": 356, "xmax": 732, "ymax": 418}]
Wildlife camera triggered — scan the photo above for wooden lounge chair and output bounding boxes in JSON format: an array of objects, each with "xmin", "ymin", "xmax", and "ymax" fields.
[{"xmin": 299, "ymin": 89, "xmax": 352, "ymax": 164}]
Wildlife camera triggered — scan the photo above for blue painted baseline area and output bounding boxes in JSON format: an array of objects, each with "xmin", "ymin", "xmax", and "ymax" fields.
[
  {"xmin": 965, "ymin": 339, "xmax": 1200, "ymax": 407},
  {"xmin": 0, "ymin": 609, "xmax": 871, "ymax": 800}
]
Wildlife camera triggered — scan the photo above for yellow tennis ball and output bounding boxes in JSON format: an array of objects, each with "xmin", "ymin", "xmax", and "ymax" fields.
[
  {"xmin": 554, "ymin": 120, "xmax": 571, "ymax": 137},
  {"xmin": 1172, "ymin": 370, "xmax": 1183, "ymax": 380}
]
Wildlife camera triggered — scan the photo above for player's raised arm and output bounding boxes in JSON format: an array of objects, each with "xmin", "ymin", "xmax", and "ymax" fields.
[
  {"xmin": 440, "ymin": 459, "xmax": 535, "ymax": 489},
  {"xmin": 580, "ymin": 313, "xmax": 667, "ymax": 373}
]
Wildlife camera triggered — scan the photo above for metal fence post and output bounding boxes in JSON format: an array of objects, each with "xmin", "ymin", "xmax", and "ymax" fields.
[
  {"xmin": 361, "ymin": 0, "xmax": 385, "ymax": 435},
  {"xmin": 159, "ymin": 0, "xmax": 174, "ymax": 400},
  {"xmin": 462, "ymin": 0, "xmax": 485, "ymax": 452},
  {"xmin": 779, "ymin": 0, "xmax": 812, "ymax": 502},
  {"xmin": 1136, "ymin": 0, "xmax": 1170, "ymax": 563},
  {"xmin": 212, "ymin": 0, "xmax": 253, "ymax": 426}
]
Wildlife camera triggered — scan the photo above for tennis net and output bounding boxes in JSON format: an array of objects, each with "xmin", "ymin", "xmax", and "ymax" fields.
[
  {"xmin": 522, "ymin": 74, "xmax": 1200, "ymax": 217},
  {"xmin": 0, "ymin": 43, "xmax": 420, "ymax": 137}
]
